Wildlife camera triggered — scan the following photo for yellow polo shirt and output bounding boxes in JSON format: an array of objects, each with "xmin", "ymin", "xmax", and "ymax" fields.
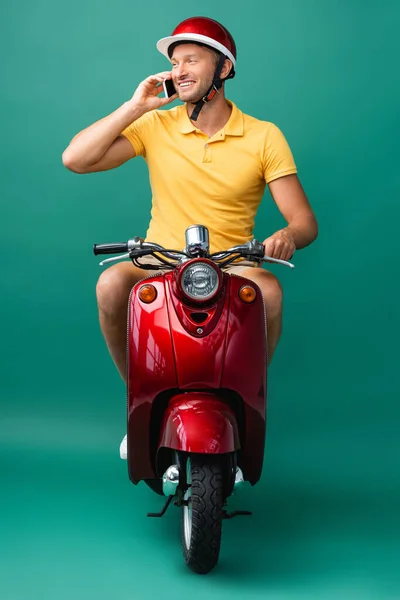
[{"xmin": 121, "ymin": 100, "xmax": 297, "ymax": 253}]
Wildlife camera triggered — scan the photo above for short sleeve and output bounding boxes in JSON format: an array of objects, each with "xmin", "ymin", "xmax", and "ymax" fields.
[
  {"xmin": 120, "ymin": 110, "xmax": 156, "ymax": 158},
  {"xmin": 263, "ymin": 123, "xmax": 297, "ymax": 183}
]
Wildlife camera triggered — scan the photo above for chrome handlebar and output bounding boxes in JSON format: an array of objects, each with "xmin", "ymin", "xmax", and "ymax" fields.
[{"xmin": 96, "ymin": 239, "xmax": 295, "ymax": 269}]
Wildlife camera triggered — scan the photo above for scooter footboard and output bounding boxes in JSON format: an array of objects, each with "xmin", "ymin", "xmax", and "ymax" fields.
[{"xmin": 159, "ymin": 392, "xmax": 240, "ymax": 453}]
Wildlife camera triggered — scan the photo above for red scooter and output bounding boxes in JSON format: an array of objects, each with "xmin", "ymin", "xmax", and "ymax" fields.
[{"xmin": 93, "ymin": 225, "xmax": 294, "ymax": 574}]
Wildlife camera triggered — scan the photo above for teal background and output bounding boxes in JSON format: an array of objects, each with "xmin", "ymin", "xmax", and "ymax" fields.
[{"xmin": 1, "ymin": 0, "xmax": 399, "ymax": 598}]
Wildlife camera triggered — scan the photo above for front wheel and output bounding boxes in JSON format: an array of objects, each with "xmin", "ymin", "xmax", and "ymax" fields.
[{"xmin": 181, "ymin": 454, "xmax": 226, "ymax": 574}]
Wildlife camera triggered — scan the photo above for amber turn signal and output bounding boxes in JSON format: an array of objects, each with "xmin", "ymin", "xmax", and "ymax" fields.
[
  {"xmin": 139, "ymin": 284, "xmax": 157, "ymax": 303},
  {"xmin": 239, "ymin": 285, "xmax": 256, "ymax": 303}
]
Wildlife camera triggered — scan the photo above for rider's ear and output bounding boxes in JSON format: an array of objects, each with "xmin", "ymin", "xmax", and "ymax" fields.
[{"xmin": 220, "ymin": 58, "xmax": 233, "ymax": 80}]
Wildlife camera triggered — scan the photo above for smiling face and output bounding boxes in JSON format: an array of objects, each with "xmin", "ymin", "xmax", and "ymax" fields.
[{"xmin": 170, "ymin": 43, "xmax": 220, "ymax": 103}]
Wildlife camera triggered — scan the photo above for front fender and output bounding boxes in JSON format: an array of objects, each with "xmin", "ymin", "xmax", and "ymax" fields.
[{"xmin": 159, "ymin": 392, "xmax": 240, "ymax": 454}]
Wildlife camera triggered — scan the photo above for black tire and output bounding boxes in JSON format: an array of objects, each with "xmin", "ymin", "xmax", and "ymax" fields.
[{"xmin": 181, "ymin": 454, "xmax": 225, "ymax": 574}]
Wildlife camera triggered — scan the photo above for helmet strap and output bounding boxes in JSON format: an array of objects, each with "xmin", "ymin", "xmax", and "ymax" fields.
[{"xmin": 189, "ymin": 53, "xmax": 234, "ymax": 121}]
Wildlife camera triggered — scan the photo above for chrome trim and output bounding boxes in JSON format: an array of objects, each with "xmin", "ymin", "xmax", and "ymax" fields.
[
  {"xmin": 162, "ymin": 465, "xmax": 180, "ymax": 496},
  {"xmin": 262, "ymin": 255, "xmax": 295, "ymax": 268},
  {"xmin": 232, "ymin": 466, "xmax": 249, "ymax": 495},
  {"xmin": 235, "ymin": 466, "xmax": 245, "ymax": 486},
  {"xmin": 127, "ymin": 236, "xmax": 144, "ymax": 251},
  {"xmin": 99, "ymin": 252, "xmax": 130, "ymax": 266},
  {"xmin": 184, "ymin": 225, "xmax": 210, "ymax": 257}
]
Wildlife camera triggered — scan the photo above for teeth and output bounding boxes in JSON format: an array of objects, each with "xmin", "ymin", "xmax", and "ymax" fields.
[{"xmin": 180, "ymin": 82, "xmax": 194, "ymax": 87}]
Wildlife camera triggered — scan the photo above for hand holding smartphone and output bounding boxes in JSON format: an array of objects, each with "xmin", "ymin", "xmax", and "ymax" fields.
[{"xmin": 162, "ymin": 78, "xmax": 176, "ymax": 98}]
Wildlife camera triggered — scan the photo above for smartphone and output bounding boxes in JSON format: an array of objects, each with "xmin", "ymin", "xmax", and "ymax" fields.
[{"xmin": 163, "ymin": 78, "xmax": 176, "ymax": 98}]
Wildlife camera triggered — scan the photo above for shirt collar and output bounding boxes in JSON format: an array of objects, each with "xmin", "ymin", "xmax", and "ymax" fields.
[{"xmin": 178, "ymin": 100, "xmax": 244, "ymax": 137}]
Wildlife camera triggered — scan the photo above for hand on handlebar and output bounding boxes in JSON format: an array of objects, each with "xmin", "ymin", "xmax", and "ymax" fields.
[{"xmin": 262, "ymin": 229, "xmax": 296, "ymax": 262}]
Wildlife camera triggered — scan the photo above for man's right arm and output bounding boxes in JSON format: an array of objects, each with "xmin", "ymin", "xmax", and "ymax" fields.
[
  {"xmin": 62, "ymin": 102, "xmax": 141, "ymax": 173},
  {"xmin": 62, "ymin": 71, "xmax": 178, "ymax": 174}
]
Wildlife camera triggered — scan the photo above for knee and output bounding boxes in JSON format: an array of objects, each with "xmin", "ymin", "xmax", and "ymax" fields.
[
  {"xmin": 96, "ymin": 267, "xmax": 131, "ymax": 315},
  {"xmin": 259, "ymin": 272, "xmax": 283, "ymax": 317}
]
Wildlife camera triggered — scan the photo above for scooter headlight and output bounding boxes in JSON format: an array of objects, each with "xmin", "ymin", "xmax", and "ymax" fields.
[{"xmin": 181, "ymin": 262, "xmax": 220, "ymax": 301}]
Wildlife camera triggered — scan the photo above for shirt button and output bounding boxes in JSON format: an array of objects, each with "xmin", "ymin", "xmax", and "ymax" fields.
[{"xmin": 205, "ymin": 143, "xmax": 209, "ymax": 148}]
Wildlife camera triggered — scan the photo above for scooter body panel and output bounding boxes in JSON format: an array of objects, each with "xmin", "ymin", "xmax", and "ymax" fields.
[
  {"xmin": 127, "ymin": 266, "xmax": 267, "ymax": 485},
  {"xmin": 158, "ymin": 392, "xmax": 240, "ymax": 453},
  {"xmin": 164, "ymin": 273, "xmax": 229, "ymax": 389},
  {"xmin": 127, "ymin": 277, "xmax": 178, "ymax": 483},
  {"xmin": 221, "ymin": 275, "xmax": 267, "ymax": 484}
]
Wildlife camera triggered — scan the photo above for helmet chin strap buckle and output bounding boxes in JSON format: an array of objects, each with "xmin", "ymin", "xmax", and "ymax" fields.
[
  {"xmin": 190, "ymin": 81, "xmax": 222, "ymax": 121},
  {"xmin": 189, "ymin": 83, "xmax": 220, "ymax": 121},
  {"xmin": 202, "ymin": 84, "xmax": 220, "ymax": 103}
]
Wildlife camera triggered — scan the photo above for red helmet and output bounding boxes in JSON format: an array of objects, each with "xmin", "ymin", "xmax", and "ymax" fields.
[{"xmin": 157, "ymin": 16, "xmax": 237, "ymax": 68}]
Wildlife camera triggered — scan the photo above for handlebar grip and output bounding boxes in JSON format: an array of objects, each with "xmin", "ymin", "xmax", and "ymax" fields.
[{"xmin": 93, "ymin": 243, "xmax": 128, "ymax": 256}]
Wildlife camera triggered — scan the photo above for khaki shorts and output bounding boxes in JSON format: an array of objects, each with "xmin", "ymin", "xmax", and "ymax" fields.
[{"xmin": 136, "ymin": 254, "xmax": 261, "ymax": 276}]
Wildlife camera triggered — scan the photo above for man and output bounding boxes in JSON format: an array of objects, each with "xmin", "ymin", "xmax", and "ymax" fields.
[{"xmin": 62, "ymin": 17, "xmax": 318, "ymax": 458}]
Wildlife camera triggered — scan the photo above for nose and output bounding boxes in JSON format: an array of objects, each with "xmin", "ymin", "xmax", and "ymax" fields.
[{"xmin": 174, "ymin": 62, "xmax": 188, "ymax": 79}]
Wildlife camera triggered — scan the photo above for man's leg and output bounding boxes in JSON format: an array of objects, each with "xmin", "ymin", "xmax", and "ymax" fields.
[
  {"xmin": 240, "ymin": 267, "xmax": 283, "ymax": 365},
  {"xmin": 96, "ymin": 261, "xmax": 150, "ymax": 384}
]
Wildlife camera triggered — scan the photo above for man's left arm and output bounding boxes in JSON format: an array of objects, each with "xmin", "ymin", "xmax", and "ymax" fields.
[{"xmin": 263, "ymin": 174, "xmax": 318, "ymax": 260}]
